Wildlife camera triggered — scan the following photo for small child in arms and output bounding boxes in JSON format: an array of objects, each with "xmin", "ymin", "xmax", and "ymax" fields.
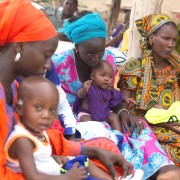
[
  {"xmin": 5, "ymin": 76, "xmax": 113, "ymax": 180},
  {"xmin": 74, "ymin": 61, "xmax": 136, "ymax": 132}
]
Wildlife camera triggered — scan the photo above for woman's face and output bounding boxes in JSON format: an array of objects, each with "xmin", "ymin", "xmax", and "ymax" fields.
[
  {"xmin": 77, "ymin": 38, "xmax": 106, "ymax": 67},
  {"xmin": 15, "ymin": 36, "xmax": 58, "ymax": 77},
  {"xmin": 150, "ymin": 23, "xmax": 178, "ymax": 60}
]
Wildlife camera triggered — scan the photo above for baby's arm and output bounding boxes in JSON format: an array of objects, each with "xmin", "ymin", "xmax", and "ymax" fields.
[
  {"xmin": 52, "ymin": 155, "xmax": 69, "ymax": 166},
  {"xmin": 77, "ymin": 80, "xmax": 92, "ymax": 99},
  {"xmin": 10, "ymin": 137, "xmax": 87, "ymax": 180},
  {"xmin": 122, "ymin": 96, "xmax": 137, "ymax": 106}
]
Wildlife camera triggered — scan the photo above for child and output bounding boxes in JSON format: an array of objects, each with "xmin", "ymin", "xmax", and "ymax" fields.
[
  {"xmin": 4, "ymin": 76, "xmax": 113, "ymax": 180},
  {"xmin": 74, "ymin": 61, "xmax": 136, "ymax": 132}
]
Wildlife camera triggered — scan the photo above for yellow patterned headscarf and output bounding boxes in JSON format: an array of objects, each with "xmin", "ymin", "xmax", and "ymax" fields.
[{"xmin": 135, "ymin": 13, "xmax": 174, "ymax": 54}]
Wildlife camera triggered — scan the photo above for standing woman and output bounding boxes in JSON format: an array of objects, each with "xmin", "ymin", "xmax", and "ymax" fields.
[{"xmin": 118, "ymin": 14, "xmax": 180, "ymax": 167}]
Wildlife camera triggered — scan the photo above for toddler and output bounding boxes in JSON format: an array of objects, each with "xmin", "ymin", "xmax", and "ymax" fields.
[
  {"xmin": 74, "ymin": 61, "xmax": 136, "ymax": 132},
  {"xmin": 5, "ymin": 76, "xmax": 113, "ymax": 180}
]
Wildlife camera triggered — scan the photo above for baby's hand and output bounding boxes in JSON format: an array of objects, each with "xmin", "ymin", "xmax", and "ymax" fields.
[
  {"xmin": 83, "ymin": 80, "xmax": 92, "ymax": 92},
  {"xmin": 123, "ymin": 96, "xmax": 137, "ymax": 106},
  {"xmin": 65, "ymin": 162, "xmax": 87, "ymax": 180},
  {"xmin": 52, "ymin": 155, "xmax": 69, "ymax": 166}
]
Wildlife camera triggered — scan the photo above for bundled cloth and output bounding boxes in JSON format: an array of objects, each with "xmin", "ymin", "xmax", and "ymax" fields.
[{"xmin": 145, "ymin": 101, "xmax": 180, "ymax": 124}]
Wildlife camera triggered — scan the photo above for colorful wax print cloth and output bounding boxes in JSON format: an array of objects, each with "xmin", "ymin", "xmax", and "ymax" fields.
[
  {"xmin": 52, "ymin": 49, "xmax": 174, "ymax": 179},
  {"xmin": 118, "ymin": 52, "xmax": 180, "ymax": 167}
]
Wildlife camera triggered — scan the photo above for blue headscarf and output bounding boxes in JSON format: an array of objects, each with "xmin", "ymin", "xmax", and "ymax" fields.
[{"xmin": 59, "ymin": 13, "xmax": 107, "ymax": 44}]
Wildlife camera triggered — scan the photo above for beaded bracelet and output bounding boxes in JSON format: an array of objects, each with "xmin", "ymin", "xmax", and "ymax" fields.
[{"xmin": 118, "ymin": 109, "xmax": 129, "ymax": 116}]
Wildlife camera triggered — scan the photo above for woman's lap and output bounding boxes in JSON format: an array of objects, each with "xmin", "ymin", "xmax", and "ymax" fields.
[
  {"xmin": 152, "ymin": 126, "xmax": 180, "ymax": 167},
  {"xmin": 76, "ymin": 120, "xmax": 173, "ymax": 180}
]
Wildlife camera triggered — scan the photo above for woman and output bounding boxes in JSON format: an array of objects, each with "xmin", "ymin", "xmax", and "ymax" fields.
[
  {"xmin": 0, "ymin": 0, "xmax": 135, "ymax": 179},
  {"xmin": 51, "ymin": 11, "xmax": 180, "ymax": 179},
  {"xmin": 118, "ymin": 13, "xmax": 180, "ymax": 167}
]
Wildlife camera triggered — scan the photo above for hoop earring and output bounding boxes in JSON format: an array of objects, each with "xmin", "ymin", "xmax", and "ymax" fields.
[{"xmin": 15, "ymin": 53, "xmax": 21, "ymax": 62}]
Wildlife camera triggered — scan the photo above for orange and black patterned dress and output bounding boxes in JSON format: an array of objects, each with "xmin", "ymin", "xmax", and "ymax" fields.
[{"xmin": 118, "ymin": 51, "xmax": 180, "ymax": 166}]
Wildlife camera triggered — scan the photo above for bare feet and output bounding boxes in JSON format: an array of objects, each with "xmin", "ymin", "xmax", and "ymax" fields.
[
  {"xmin": 157, "ymin": 165, "xmax": 180, "ymax": 180},
  {"xmin": 65, "ymin": 162, "xmax": 87, "ymax": 180}
]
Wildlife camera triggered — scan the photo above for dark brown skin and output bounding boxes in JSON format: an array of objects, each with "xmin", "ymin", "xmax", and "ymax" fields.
[
  {"xmin": 74, "ymin": 38, "xmax": 106, "ymax": 83},
  {"xmin": 0, "ymin": 36, "xmax": 59, "ymax": 105}
]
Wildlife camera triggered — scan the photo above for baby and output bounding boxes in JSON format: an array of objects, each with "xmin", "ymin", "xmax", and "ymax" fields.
[
  {"xmin": 5, "ymin": 76, "xmax": 112, "ymax": 180},
  {"xmin": 74, "ymin": 61, "xmax": 136, "ymax": 132}
]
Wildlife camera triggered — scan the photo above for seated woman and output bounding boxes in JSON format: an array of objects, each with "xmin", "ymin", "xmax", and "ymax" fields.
[
  {"xmin": 118, "ymin": 13, "xmax": 180, "ymax": 167},
  {"xmin": 0, "ymin": 1, "xmax": 134, "ymax": 179},
  {"xmin": 51, "ymin": 10, "xmax": 180, "ymax": 179}
]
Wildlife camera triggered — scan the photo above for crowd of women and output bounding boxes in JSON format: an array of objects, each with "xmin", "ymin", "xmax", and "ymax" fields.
[{"xmin": 1, "ymin": 0, "xmax": 180, "ymax": 179}]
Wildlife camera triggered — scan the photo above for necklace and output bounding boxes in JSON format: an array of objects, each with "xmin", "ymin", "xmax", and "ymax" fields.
[
  {"xmin": 31, "ymin": 132, "xmax": 47, "ymax": 142},
  {"xmin": 95, "ymin": 86, "xmax": 111, "ymax": 105},
  {"xmin": 35, "ymin": 134, "xmax": 47, "ymax": 142}
]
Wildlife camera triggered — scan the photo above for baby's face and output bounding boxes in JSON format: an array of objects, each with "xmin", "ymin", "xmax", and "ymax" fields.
[
  {"xmin": 19, "ymin": 84, "xmax": 59, "ymax": 133},
  {"xmin": 92, "ymin": 65, "xmax": 114, "ymax": 90}
]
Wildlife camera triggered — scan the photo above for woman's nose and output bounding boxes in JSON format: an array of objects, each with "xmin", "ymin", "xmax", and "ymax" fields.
[
  {"xmin": 168, "ymin": 39, "xmax": 176, "ymax": 48},
  {"xmin": 44, "ymin": 59, "xmax": 52, "ymax": 71},
  {"xmin": 92, "ymin": 54, "xmax": 99, "ymax": 62},
  {"xmin": 42, "ymin": 110, "xmax": 50, "ymax": 119}
]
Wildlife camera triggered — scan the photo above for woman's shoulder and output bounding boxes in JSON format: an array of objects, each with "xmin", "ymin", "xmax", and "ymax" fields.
[
  {"xmin": 52, "ymin": 49, "xmax": 75, "ymax": 67},
  {"xmin": 119, "ymin": 57, "xmax": 142, "ymax": 75},
  {"xmin": 102, "ymin": 49, "xmax": 115, "ymax": 60}
]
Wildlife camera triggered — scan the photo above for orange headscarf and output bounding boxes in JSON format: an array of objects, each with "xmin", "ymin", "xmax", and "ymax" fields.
[{"xmin": 0, "ymin": 0, "xmax": 57, "ymax": 46}]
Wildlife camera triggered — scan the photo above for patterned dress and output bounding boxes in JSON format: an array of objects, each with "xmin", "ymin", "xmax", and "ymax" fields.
[
  {"xmin": 118, "ymin": 51, "xmax": 180, "ymax": 167},
  {"xmin": 52, "ymin": 49, "xmax": 174, "ymax": 179}
]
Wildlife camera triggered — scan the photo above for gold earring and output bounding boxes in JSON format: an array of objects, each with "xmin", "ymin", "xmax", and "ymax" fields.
[{"xmin": 149, "ymin": 41, "xmax": 153, "ymax": 46}]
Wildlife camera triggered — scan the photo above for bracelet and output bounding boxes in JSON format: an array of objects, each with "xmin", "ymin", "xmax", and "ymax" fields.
[{"xmin": 118, "ymin": 109, "xmax": 129, "ymax": 116}]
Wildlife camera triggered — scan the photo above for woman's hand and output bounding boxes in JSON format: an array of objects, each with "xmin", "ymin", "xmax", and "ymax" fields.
[
  {"xmin": 120, "ymin": 111, "xmax": 146, "ymax": 136},
  {"xmin": 96, "ymin": 148, "xmax": 133, "ymax": 179},
  {"xmin": 153, "ymin": 122, "xmax": 180, "ymax": 135},
  {"xmin": 82, "ymin": 146, "xmax": 133, "ymax": 179}
]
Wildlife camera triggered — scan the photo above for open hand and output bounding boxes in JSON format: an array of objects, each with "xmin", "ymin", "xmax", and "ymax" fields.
[
  {"xmin": 120, "ymin": 112, "xmax": 146, "ymax": 136},
  {"xmin": 123, "ymin": 96, "xmax": 137, "ymax": 106},
  {"xmin": 96, "ymin": 148, "xmax": 133, "ymax": 179},
  {"xmin": 83, "ymin": 80, "xmax": 92, "ymax": 92}
]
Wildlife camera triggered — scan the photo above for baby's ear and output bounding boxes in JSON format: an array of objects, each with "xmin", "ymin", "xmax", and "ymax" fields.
[
  {"xmin": 15, "ymin": 99, "xmax": 23, "ymax": 116},
  {"xmin": 90, "ymin": 73, "xmax": 94, "ymax": 80}
]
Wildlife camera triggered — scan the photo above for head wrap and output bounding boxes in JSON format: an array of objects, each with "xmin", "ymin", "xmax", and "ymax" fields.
[
  {"xmin": 62, "ymin": 13, "xmax": 106, "ymax": 44},
  {"xmin": 0, "ymin": 0, "xmax": 57, "ymax": 46},
  {"xmin": 135, "ymin": 13, "xmax": 174, "ymax": 53},
  {"xmin": 130, "ymin": 14, "xmax": 180, "ymax": 110}
]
